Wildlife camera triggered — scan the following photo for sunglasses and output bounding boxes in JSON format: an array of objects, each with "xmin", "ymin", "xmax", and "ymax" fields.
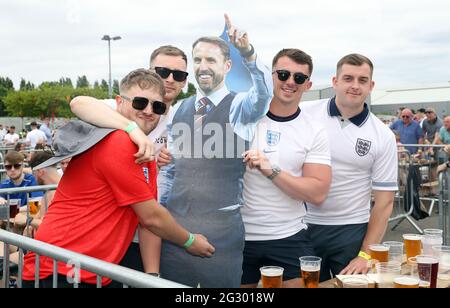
[
  {"xmin": 121, "ymin": 95, "xmax": 167, "ymax": 115},
  {"xmin": 5, "ymin": 163, "xmax": 23, "ymax": 171},
  {"xmin": 273, "ymin": 70, "xmax": 309, "ymax": 85},
  {"xmin": 154, "ymin": 67, "xmax": 189, "ymax": 82},
  {"xmin": 425, "ymin": 111, "xmax": 433, "ymax": 114},
  {"xmin": 402, "ymin": 115, "xmax": 411, "ymax": 119}
]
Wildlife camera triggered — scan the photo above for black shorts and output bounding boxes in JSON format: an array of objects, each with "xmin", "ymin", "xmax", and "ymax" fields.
[
  {"xmin": 241, "ymin": 229, "xmax": 315, "ymax": 284},
  {"xmin": 306, "ymin": 223, "xmax": 368, "ymax": 282}
]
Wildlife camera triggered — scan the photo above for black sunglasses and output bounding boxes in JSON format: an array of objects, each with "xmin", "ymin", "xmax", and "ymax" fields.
[
  {"xmin": 5, "ymin": 163, "xmax": 23, "ymax": 171},
  {"xmin": 154, "ymin": 67, "xmax": 189, "ymax": 82},
  {"xmin": 402, "ymin": 115, "xmax": 411, "ymax": 119},
  {"xmin": 121, "ymin": 95, "xmax": 167, "ymax": 115},
  {"xmin": 273, "ymin": 70, "xmax": 309, "ymax": 85}
]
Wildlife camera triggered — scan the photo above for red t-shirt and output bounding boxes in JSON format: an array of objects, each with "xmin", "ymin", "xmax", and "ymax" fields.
[{"xmin": 22, "ymin": 131, "xmax": 158, "ymax": 285}]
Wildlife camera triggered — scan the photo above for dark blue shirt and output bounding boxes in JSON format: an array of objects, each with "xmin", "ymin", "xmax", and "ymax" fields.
[{"xmin": 0, "ymin": 173, "xmax": 44, "ymax": 206}]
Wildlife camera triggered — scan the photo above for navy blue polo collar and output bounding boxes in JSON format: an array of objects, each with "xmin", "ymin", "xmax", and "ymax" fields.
[{"xmin": 328, "ymin": 97, "xmax": 370, "ymax": 127}]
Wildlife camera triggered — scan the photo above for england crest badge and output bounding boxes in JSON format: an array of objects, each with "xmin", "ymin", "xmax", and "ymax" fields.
[
  {"xmin": 142, "ymin": 167, "xmax": 149, "ymax": 184},
  {"xmin": 355, "ymin": 138, "xmax": 372, "ymax": 157},
  {"xmin": 266, "ymin": 130, "xmax": 281, "ymax": 147}
]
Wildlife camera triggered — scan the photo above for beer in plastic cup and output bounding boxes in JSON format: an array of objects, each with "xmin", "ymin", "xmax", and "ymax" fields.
[
  {"xmin": 260, "ymin": 266, "xmax": 284, "ymax": 288},
  {"xmin": 369, "ymin": 244, "xmax": 389, "ymax": 263},
  {"xmin": 28, "ymin": 197, "xmax": 41, "ymax": 215},
  {"xmin": 416, "ymin": 254, "xmax": 439, "ymax": 288},
  {"xmin": 394, "ymin": 276, "xmax": 420, "ymax": 288},
  {"xmin": 300, "ymin": 256, "xmax": 321, "ymax": 288},
  {"xmin": 403, "ymin": 234, "xmax": 422, "ymax": 259}
]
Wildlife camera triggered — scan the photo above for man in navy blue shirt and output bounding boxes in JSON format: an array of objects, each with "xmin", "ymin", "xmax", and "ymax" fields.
[{"xmin": 0, "ymin": 151, "xmax": 43, "ymax": 208}]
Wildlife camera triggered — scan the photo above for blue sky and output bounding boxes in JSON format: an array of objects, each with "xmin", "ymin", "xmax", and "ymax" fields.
[{"xmin": 1, "ymin": 0, "xmax": 450, "ymax": 90}]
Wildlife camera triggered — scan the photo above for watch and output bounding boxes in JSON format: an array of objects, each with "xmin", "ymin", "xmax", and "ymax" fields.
[
  {"xmin": 240, "ymin": 44, "xmax": 255, "ymax": 58},
  {"xmin": 267, "ymin": 166, "xmax": 281, "ymax": 180},
  {"xmin": 446, "ymin": 161, "xmax": 450, "ymax": 169}
]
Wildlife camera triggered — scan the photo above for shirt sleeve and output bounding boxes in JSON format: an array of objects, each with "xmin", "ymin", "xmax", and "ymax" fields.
[
  {"xmin": 229, "ymin": 56, "xmax": 273, "ymax": 141},
  {"xmin": 372, "ymin": 132, "xmax": 399, "ymax": 191},
  {"xmin": 304, "ymin": 126, "xmax": 331, "ymax": 166},
  {"xmin": 94, "ymin": 131, "xmax": 156, "ymax": 207}
]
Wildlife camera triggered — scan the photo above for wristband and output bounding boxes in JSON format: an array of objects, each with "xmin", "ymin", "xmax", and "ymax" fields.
[
  {"xmin": 358, "ymin": 251, "xmax": 372, "ymax": 261},
  {"xmin": 183, "ymin": 233, "xmax": 195, "ymax": 249},
  {"xmin": 240, "ymin": 44, "xmax": 255, "ymax": 58},
  {"xmin": 125, "ymin": 121, "xmax": 138, "ymax": 134}
]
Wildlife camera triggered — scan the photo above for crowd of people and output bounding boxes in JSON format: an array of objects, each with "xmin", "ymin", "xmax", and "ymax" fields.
[{"xmin": 1, "ymin": 14, "xmax": 407, "ymax": 288}]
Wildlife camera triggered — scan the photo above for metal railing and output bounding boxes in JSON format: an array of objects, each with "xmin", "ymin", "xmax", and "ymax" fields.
[
  {"xmin": 439, "ymin": 171, "xmax": 450, "ymax": 245},
  {"xmin": 0, "ymin": 229, "xmax": 188, "ymax": 288},
  {"xmin": 389, "ymin": 149, "xmax": 422, "ymax": 232},
  {"xmin": 0, "ymin": 185, "xmax": 57, "ymax": 232}
]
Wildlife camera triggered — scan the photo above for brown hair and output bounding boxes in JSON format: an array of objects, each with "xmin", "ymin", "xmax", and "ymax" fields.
[
  {"xmin": 5, "ymin": 150, "xmax": 25, "ymax": 165},
  {"xmin": 119, "ymin": 69, "xmax": 165, "ymax": 97},
  {"xmin": 272, "ymin": 49, "xmax": 313, "ymax": 76},
  {"xmin": 29, "ymin": 151, "xmax": 54, "ymax": 169},
  {"xmin": 192, "ymin": 37, "xmax": 230, "ymax": 61},
  {"xmin": 150, "ymin": 45, "xmax": 188, "ymax": 67},
  {"xmin": 337, "ymin": 53, "xmax": 374, "ymax": 77}
]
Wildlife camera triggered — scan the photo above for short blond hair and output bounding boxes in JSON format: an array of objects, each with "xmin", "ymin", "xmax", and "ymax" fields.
[{"xmin": 119, "ymin": 69, "xmax": 165, "ymax": 97}]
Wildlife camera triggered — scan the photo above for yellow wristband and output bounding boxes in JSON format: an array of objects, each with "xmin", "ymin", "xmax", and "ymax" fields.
[{"xmin": 358, "ymin": 251, "xmax": 372, "ymax": 261}]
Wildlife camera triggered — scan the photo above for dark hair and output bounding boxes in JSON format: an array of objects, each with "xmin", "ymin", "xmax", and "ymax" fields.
[
  {"xmin": 5, "ymin": 150, "xmax": 25, "ymax": 165},
  {"xmin": 120, "ymin": 69, "xmax": 165, "ymax": 97},
  {"xmin": 272, "ymin": 49, "xmax": 313, "ymax": 76},
  {"xmin": 337, "ymin": 53, "xmax": 374, "ymax": 78},
  {"xmin": 29, "ymin": 151, "xmax": 54, "ymax": 169},
  {"xmin": 192, "ymin": 37, "xmax": 230, "ymax": 61},
  {"xmin": 150, "ymin": 45, "xmax": 187, "ymax": 67}
]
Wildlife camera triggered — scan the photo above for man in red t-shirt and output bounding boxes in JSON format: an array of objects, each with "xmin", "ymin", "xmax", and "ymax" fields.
[{"xmin": 22, "ymin": 69, "xmax": 215, "ymax": 288}]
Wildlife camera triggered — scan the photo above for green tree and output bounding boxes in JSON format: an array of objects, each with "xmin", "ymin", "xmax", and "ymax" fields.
[
  {"xmin": 0, "ymin": 77, "xmax": 14, "ymax": 116},
  {"xmin": 19, "ymin": 78, "xmax": 35, "ymax": 91},
  {"xmin": 76, "ymin": 75, "xmax": 90, "ymax": 88},
  {"xmin": 176, "ymin": 82, "xmax": 196, "ymax": 103},
  {"xmin": 4, "ymin": 85, "xmax": 108, "ymax": 118},
  {"xmin": 101, "ymin": 79, "xmax": 109, "ymax": 92},
  {"xmin": 113, "ymin": 79, "xmax": 120, "ymax": 96},
  {"xmin": 59, "ymin": 77, "xmax": 73, "ymax": 88}
]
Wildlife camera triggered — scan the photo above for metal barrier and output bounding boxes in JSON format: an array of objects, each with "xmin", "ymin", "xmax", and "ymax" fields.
[
  {"xmin": 0, "ymin": 229, "xmax": 188, "ymax": 288},
  {"xmin": 0, "ymin": 185, "xmax": 57, "ymax": 232},
  {"xmin": 439, "ymin": 171, "xmax": 450, "ymax": 245},
  {"xmin": 389, "ymin": 144, "xmax": 447, "ymax": 233},
  {"xmin": 389, "ymin": 149, "xmax": 421, "ymax": 232}
]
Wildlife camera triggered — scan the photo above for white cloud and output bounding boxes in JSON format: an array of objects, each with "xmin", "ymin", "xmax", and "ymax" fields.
[{"xmin": 1, "ymin": 0, "xmax": 449, "ymax": 89}]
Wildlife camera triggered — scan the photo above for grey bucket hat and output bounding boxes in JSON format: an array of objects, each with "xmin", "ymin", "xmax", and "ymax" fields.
[{"xmin": 34, "ymin": 120, "xmax": 116, "ymax": 170}]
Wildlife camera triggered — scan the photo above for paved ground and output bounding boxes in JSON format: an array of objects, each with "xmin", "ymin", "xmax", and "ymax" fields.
[{"xmin": 383, "ymin": 200, "xmax": 449, "ymax": 244}]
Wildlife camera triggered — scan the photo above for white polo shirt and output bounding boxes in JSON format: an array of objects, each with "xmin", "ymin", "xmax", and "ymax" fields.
[
  {"xmin": 242, "ymin": 108, "xmax": 331, "ymax": 241},
  {"xmin": 302, "ymin": 98, "xmax": 398, "ymax": 225}
]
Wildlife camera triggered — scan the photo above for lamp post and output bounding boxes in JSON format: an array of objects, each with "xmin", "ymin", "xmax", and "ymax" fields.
[{"xmin": 101, "ymin": 35, "xmax": 121, "ymax": 98}]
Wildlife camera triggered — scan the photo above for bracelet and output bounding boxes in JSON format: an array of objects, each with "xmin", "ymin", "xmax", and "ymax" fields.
[
  {"xmin": 240, "ymin": 44, "xmax": 255, "ymax": 58},
  {"xmin": 358, "ymin": 251, "xmax": 372, "ymax": 261},
  {"xmin": 125, "ymin": 121, "xmax": 138, "ymax": 134},
  {"xmin": 183, "ymin": 233, "xmax": 195, "ymax": 249}
]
